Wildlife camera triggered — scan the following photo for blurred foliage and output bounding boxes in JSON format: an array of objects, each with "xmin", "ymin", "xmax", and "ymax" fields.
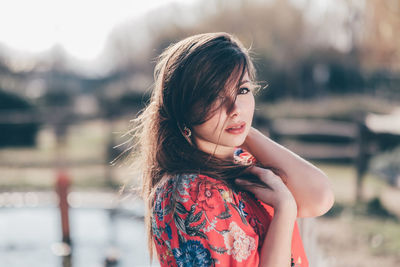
[
  {"xmin": 256, "ymin": 94, "xmax": 397, "ymax": 121},
  {"xmin": 106, "ymin": 0, "xmax": 400, "ymax": 102},
  {"xmin": 323, "ymin": 201, "xmax": 346, "ymax": 218},
  {"xmin": 369, "ymin": 145, "xmax": 400, "ymax": 187},
  {"xmin": 0, "ymin": 0, "xmax": 398, "ymax": 113},
  {"xmin": 323, "ymin": 197, "xmax": 398, "ymax": 221},
  {"xmin": 366, "ymin": 197, "xmax": 398, "ymax": 220},
  {"xmin": 0, "ymin": 89, "xmax": 39, "ymax": 147},
  {"xmin": 41, "ymin": 90, "xmax": 73, "ymax": 106},
  {"xmin": 361, "ymin": 0, "xmax": 400, "ymax": 72},
  {"xmin": 0, "ymin": 88, "xmax": 33, "ymax": 110},
  {"xmin": 97, "ymin": 90, "xmax": 151, "ymax": 119}
]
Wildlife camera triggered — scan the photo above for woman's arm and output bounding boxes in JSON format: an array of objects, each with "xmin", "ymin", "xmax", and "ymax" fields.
[
  {"xmin": 242, "ymin": 127, "xmax": 335, "ymax": 218},
  {"xmin": 259, "ymin": 201, "xmax": 297, "ymax": 267}
]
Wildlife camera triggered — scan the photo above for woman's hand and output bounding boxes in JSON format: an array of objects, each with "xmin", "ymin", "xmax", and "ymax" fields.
[{"xmin": 235, "ymin": 165, "xmax": 297, "ymax": 215}]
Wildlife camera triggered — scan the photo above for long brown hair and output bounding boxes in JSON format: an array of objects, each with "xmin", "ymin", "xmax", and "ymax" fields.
[{"xmin": 117, "ymin": 32, "xmax": 279, "ymax": 260}]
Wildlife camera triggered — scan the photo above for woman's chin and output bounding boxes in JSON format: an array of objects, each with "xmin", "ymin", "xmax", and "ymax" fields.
[{"xmin": 223, "ymin": 137, "xmax": 247, "ymax": 148}]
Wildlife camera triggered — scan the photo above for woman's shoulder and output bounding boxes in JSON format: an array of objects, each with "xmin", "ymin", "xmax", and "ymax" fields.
[
  {"xmin": 160, "ymin": 172, "xmax": 230, "ymax": 192},
  {"xmin": 154, "ymin": 172, "xmax": 234, "ymax": 205},
  {"xmin": 160, "ymin": 172, "xmax": 228, "ymax": 188},
  {"xmin": 152, "ymin": 172, "xmax": 262, "ymax": 266}
]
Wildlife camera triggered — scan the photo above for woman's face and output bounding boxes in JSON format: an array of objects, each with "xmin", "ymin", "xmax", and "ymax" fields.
[{"xmin": 192, "ymin": 71, "xmax": 255, "ymax": 159}]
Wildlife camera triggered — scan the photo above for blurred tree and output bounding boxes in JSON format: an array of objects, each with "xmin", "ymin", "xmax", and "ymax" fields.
[
  {"xmin": 360, "ymin": 0, "xmax": 400, "ymax": 72},
  {"xmin": 0, "ymin": 89, "xmax": 39, "ymax": 147},
  {"xmin": 102, "ymin": 0, "xmax": 399, "ymax": 101}
]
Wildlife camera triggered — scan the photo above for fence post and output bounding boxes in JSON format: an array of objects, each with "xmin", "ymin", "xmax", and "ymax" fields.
[
  {"xmin": 355, "ymin": 119, "xmax": 370, "ymax": 203},
  {"xmin": 56, "ymin": 169, "xmax": 71, "ymax": 244}
]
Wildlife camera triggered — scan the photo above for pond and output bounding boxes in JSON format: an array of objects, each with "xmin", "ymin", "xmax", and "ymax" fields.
[{"xmin": 0, "ymin": 205, "xmax": 160, "ymax": 267}]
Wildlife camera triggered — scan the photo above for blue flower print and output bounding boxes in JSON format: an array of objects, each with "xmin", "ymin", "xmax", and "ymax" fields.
[
  {"xmin": 151, "ymin": 215, "xmax": 162, "ymax": 239},
  {"xmin": 154, "ymin": 197, "xmax": 164, "ymax": 221},
  {"xmin": 165, "ymin": 223, "xmax": 172, "ymax": 240},
  {"xmin": 238, "ymin": 200, "xmax": 248, "ymax": 218},
  {"xmin": 154, "ymin": 186, "xmax": 165, "ymax": 221},
  {"xmin": 172, "ymin": 240, "xmax": 212, "ymax": 267}
]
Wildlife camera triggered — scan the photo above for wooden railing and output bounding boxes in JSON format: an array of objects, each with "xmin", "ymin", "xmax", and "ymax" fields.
[{"xmin": 254, "ymin": 110, "xmax": 400, "ymax": 267}]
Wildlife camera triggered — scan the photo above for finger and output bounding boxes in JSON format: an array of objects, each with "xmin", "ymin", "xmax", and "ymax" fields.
[
  {"xmin": 235, "ymin": 179, "xmax": 255, "ymax": 187},
  {"xmin": 242, "ymin": 165, "xmax": 262, "ymax": 176},
  {"xmin": 235, "ymin": 179, "xmax": 267, "ymax": 193},
  {"xmin": 244, "ymin": 166, "xmax": 274, "ymax": 182}
]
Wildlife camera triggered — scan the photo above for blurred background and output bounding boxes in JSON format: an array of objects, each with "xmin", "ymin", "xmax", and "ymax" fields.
[{"xmin": 1, "ymin": 0, "xmax": 399, "ymax": 266}]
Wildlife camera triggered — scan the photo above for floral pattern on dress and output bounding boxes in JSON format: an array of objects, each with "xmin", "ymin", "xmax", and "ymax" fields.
[
  {"xmin": 151, "ymin": 147, "xmax": 309, "ymax": 267},
  {"xmin": 223, "ymin": 221, "xmax": 256, "ymax": 262},
  {"xmin": 189, "ymin": 179, "xmax": 225, "ymax": 218},
  {"xmin": 172, "ymin": 240, "xmax": 213, "ymax": 267}
]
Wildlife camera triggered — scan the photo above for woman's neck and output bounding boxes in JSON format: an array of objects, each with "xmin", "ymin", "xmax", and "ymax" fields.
[{"xmin": 194, "ymin": 139, "xmax": 236, "ymax": 160}]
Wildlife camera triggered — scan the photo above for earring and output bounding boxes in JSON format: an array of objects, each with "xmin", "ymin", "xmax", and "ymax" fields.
[{"xmin": 183, "ymin": 125, "xmax": 191, "ymax": 137}]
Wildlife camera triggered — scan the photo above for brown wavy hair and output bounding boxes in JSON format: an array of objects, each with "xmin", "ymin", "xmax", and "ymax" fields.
[{"xmin": 117, "ymin": 32, "xmax": 279, "ymax": 260}]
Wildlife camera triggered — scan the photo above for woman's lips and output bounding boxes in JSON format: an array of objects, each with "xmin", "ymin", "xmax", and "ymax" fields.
[{"xmin": 225, "ymin": 122, "xmax": 246, "ymax": 135}]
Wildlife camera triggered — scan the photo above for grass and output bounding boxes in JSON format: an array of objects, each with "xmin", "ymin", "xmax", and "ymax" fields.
[
  {"xmin": 313, "ymin": 161, "xmax": 400, "ymax": 265},
  {"xmin": 354, "ymin": 215, "xmax": 400, "ymax": 256},
  {"xmin": 256, "ymin": 93, "xmax": 398, "ymax": 121}
]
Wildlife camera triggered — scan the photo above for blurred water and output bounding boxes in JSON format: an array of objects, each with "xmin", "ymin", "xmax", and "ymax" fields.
[{"xmin": 0, "ymin": 206, "xmax": 159, "ymax": 267}]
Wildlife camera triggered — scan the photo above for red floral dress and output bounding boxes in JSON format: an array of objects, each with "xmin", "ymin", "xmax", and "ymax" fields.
[{"xmin": 152, "ymin": 148, "xmax": 309, "ymax": 267}]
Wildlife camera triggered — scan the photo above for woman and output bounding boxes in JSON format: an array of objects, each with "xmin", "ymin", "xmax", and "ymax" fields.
[{"xmin": 126, "ymin": 32, "xmax": 334, "ymax": 266}]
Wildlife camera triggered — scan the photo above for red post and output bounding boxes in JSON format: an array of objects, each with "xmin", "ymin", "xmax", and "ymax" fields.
[{"xmin": 56, "ymin": 169, "xmax": 71, "ymax": 245}]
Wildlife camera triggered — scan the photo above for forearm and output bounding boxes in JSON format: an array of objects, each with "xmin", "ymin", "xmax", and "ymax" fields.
[
  {"xmin": 259, "ymin": 205, "xmax": 297, "ymax": 267},
  {"xmin": 243, "ymin": 127, "xmax": 334, "ymax": 217}
]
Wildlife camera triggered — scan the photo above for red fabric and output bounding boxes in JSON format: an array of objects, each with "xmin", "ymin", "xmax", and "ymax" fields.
[{"xmin": 151, "ymin": 149, "xmax": 309, "ymax": 267}]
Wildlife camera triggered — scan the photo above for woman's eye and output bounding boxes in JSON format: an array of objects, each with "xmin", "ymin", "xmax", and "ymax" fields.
[{"xmin": 238, "ymin": 87, "xmax": 250, "ymax": 94}]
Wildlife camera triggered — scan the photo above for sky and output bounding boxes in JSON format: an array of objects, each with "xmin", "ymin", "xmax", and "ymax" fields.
[
  {"xmin": 0, "ymin": 0, "xmax": 350, "ymax": 76},
  {"xmin": 0, "ymin": 0, "xmax": 194, "ymax": 62}
]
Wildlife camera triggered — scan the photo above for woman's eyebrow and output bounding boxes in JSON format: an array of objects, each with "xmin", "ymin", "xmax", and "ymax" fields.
[{"xmin": 239, "ymin": 79, "xmax": 250, "ymax": 85}]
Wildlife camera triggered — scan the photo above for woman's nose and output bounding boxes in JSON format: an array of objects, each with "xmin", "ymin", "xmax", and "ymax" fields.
[{"xmin": 228, "ymin": 100, "xmax": 241, "ymax": 117}]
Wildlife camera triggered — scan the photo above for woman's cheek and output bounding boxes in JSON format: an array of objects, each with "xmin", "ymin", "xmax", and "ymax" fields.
[
  {"xmin": 194, "ymin": 115, "xmax": 225, "ymax": 142},
  {"xmin": 247, "ymin": 95, "xmax": 255, "ymax": 119}
]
